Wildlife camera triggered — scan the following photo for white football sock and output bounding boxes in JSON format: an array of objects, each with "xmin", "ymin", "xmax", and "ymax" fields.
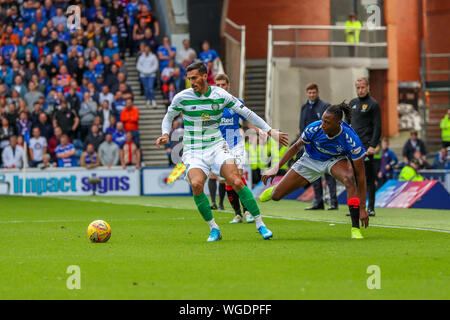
[
  {"xmin": 254, "ymin": 215, "xmax": 265, "ymax": 228},
  {"xmin": 207, "ymin": 219, "xmax": 219, "ymax": 231}
]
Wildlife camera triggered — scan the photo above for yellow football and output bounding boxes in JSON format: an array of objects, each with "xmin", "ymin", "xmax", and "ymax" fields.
[{"xmin": 87, "ymin": 220, "xmax": 111, "ymax": 243}]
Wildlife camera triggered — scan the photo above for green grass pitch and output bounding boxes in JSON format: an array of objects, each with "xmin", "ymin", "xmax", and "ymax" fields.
[{"xmin": 0, "ymin": 195, "xmax": 448, "ymax": 299}]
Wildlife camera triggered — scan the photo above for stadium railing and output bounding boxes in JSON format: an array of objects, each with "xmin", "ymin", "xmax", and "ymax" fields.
[
  {"xmin": 419, "ymin": 49, "xmax": 450, "ymax": 145},
  {"xmin": 265, "ymin": 24, "xmax": 387, "ymax": 124},
  {"xmin": 223, "ymin": 18, "xmax": 246, "ymax": 99}
]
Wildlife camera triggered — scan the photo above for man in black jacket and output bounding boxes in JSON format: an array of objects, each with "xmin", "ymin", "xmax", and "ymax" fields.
[
  {"xmin": 299, "ymin": 83, "xmax": 339, "ymax": 210},
  {"xmin": 349, "ymin": 77, "xmax": 382, "ymax": 217}
]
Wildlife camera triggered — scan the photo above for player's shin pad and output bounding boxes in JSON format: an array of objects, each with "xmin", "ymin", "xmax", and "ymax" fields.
[
  {"xmin": 237, "ymin": 186, "xmax": 261, "ymax": 217},
  {"xmin": 194, "ymin": 193, "xmax": 214, "ymax": 222}
]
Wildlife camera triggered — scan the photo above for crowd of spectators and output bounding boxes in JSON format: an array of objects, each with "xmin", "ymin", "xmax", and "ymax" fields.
[
  {"xmin": 0, "ymin": 0, "xmax": 223, "ymax": 170},
  {"xmin": 374, "ymin": 128, "xmax": 450, "ymax": 186}
]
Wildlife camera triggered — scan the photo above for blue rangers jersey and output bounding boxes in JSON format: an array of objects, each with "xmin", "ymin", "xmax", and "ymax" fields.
[
  {"xmin": 301, "ymin": 120, "xmax": 366, "ymax": 161},
  {"xmin": 219, "ymin": 98, "xmax": 247, "ymax": 148}
]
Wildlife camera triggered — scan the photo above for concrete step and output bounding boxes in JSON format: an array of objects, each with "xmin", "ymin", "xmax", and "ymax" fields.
[
  {"xmin": 139, "ymin": 129, "xmax": 164, "ymax": 136},
  {"xmin": 140, "ymin": 123, "xmax": 165, "ymax": 130},
  {"xmin": 144, "ymin": 159, "xmax": 170, "ymax": 167},
  {"xmin": 137, "ymin": 109, "xmax": 167, "ymax": 115},
  {"xmin": 142, "ymin": 154, "xmax": 168, "ymax": 161},
  {"xmin": 245, "ymin": 84, "xmax": 266, "ymax": 90},
  {"xmin": 137, "ymin": 115, "xmax": 165, "ymax": 120},
  {"xmin": 246, "ymin": 70, "xmax": 266, "ymax": 76},
  {"xmin": 245, "ymin": 78, "xmax": 266, "ymax": 84}
]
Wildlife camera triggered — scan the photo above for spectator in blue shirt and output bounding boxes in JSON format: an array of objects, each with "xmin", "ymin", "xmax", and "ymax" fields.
[
  {"xmin": 41, "ymin": 0, "xmax": 57, "ymax": 21},
  {"xmin": 88, "ymin": 0, "xmax": 107, "ymax": 22},
  {"xmin": 67, "ymin": 38, "xmax": 84, "ymax": 56},
  {"xmin": 0, "ymin": 62, "xmax": 14, "ymax": 86},
  {"xmin": 1, "ymin": 36, "xmax": 17, "ymax": 64},
  {"xmin": 157, "ymin": 36, "xmax": 176, "ymax": 72},
  {"xmin": 56, "ymin": 24, "xmax": 70, "ymax": 44},
  {"xmin": 22, "ymin": 1, "xmax": 37, "ymax": 26},
  {"xmin": 113, "ymin": 121, "xmax": 127, "ymax": 148},
  {"xmin": 83, "ymin": 61, "xmax": 101, "ymax": 85},
  {"xmin": 51, "ymin": 45, "xmax": 68, "ymax": 68},
  {"xmin": 103, "ymin": 39, "xmax": 120, "ymax": 59},
  {"xmin": 377, "ymin": 137, "xmax": 398, "ymax": 187},
  {"xmin": 29, "ymin": 9, "xmax": 47, "ymax": 30},
  {"xmin": 113, "ymin": 91, "xmax": 127, "ymax": 120},
  {"xmin": 32, "ymin": 40, "xmax": 50, "ymax": 64},
  {"xmin": 13, "ymin": 18, "xmax": 26, "ymax": 39},
  {"xmin": 56, "ymin": 134, "xmax": 77, "ymax": 167},
  {"xmin": 51, "ymin": 7, "xmax": 67, "ymax": 29},
  {"xmin": 199, "ymin": 40, "xmax": 219, "ymax": 64},
  {"xmin": 126, "ymin": 0, "xmax": 140, "ymax": 27},
  {"xmin": 433, "ymin": 147, "xmax": 450, "ymax": 169},
  {"xmin": 104, "ymin": 116, "xmax": 117, "ymax": 136},
  {"xmin": 17, "ymin": 37, "xmax": 33, "ymax": 62}
]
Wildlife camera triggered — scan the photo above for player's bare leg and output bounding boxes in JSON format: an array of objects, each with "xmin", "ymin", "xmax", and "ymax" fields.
[
  {"xmin": 221, "ymin": 160, "xmax": 273, "ymax": 239},
  {"xmin": 259, "ymin": 168, "xmax": 310, "ymax": 202},
  {"xmin": 188, "ymin": 168, "xmax": 222, "ymax": 241},
  {"xmin": 329, "ymin": 159, "xmax": 364, "ymax": 239},
  {"xmin": 271, "ymin": 169, "xmax": 310, "ymax": 201}
]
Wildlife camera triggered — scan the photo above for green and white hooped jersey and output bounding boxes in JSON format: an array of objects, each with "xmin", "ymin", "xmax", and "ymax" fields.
[{"xmin": 162, "ymin": 86, "xmax": 271, "ymax": 152}]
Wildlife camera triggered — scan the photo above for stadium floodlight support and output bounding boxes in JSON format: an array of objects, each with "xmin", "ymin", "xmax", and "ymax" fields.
[
  {"xmin": 265, "ymin": 25, "xmax": 387, "ymax": 127},
  {"xmin": 224, "ymin": 18, "xmax": 246, "ymax": 100}
]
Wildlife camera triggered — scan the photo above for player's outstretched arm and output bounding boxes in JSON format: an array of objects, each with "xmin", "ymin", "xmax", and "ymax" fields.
[
  {"xmin": 231, "ymin": 103, "xmax": 289, "ymax": 146},
  {"xmin": 353, "ymin": 157, "xmax": 369, "ymax": 228},
  {"xmin": 262, "ymin": 137, "xmax": 304, "ymax": 185},
  {"xmin": 157, "ymin": 100, "xmax": 181, "ymax": 148}
]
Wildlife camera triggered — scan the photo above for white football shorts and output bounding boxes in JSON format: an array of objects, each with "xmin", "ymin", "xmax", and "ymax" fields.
[
  {"xmin": 291, "ymin": 153, "xmax": 346, "ymax": 183},
  {"xmin": 182, "ymin": 141, "xmax": 235, "ymax": 178}
]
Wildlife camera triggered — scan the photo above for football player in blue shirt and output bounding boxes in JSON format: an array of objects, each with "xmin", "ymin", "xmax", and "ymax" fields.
[
  {"xmin": 260, "ymin": 103, "xmax": 369, "ymax": 239},
  {"xmin": 208, "ymin": 73, "xmax": 256, "ymax": 224}
]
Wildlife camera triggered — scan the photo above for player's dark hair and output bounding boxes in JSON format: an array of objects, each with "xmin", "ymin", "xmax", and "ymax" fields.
[
  {"xmin": 186, "ymin": 61, "xmax": 207, "ymax": 75},
  {"xmin": 326, "ymin": 102, "xmax": 352, "ymax": 123}
]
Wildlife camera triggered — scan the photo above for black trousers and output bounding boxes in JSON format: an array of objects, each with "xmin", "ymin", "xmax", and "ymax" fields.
[
  {"xmin": 252, "ymin": 169, "xmax": 261, "ymax": 187},
  {"xmin": 364, "ymin": 155, "xmax": 376, "ymax": 211},
  {"xmin": 312, "ymin": 173, "xmax": 338, "ymax": 206}
]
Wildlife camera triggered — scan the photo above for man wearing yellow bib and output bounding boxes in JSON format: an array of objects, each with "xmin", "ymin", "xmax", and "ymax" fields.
[{"xmin": 345, "ymin": 13, "xmax": 362, "ymax": 57}]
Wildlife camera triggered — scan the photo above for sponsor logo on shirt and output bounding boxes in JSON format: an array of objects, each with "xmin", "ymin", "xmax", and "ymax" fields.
[
  {"xmin": 220, "ymin": 118, "xmax": 234, "ymax": 126},
  {"xmin": 351, "ymin": 147, "xmax": 362, "ymax": 155}
]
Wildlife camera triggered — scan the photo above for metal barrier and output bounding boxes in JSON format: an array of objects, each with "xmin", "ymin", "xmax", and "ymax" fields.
[
  {"xmin": 223, "ymin": 18, "xmax": 246, "ymax": 99},
  {"xmin": 265, "ymin": 24, "xmax": 387, "ymax": 124},
  {"xmin": 419, "ymin": 49, "xmax": 450, "ymax": 145}
]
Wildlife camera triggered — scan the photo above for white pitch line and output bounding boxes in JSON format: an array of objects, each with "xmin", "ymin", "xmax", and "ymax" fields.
[
  {"xmin": 0, "ymin": 217, "xmax": 190, "ymax": 224},
  {"xmin": 51, "ymin": 197, "xmax": 450, "ymax": 234}
]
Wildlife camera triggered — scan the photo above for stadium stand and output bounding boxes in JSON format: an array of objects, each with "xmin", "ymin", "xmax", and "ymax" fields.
[{"xmin": 0, "ymin": 0, "xmax": 199, "ymax": 169}]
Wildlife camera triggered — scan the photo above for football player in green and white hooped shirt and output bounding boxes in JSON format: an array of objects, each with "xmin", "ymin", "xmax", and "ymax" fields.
[{"xmin": 157, "ymin": 62, "xmax": 289, "ymax": 242}]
